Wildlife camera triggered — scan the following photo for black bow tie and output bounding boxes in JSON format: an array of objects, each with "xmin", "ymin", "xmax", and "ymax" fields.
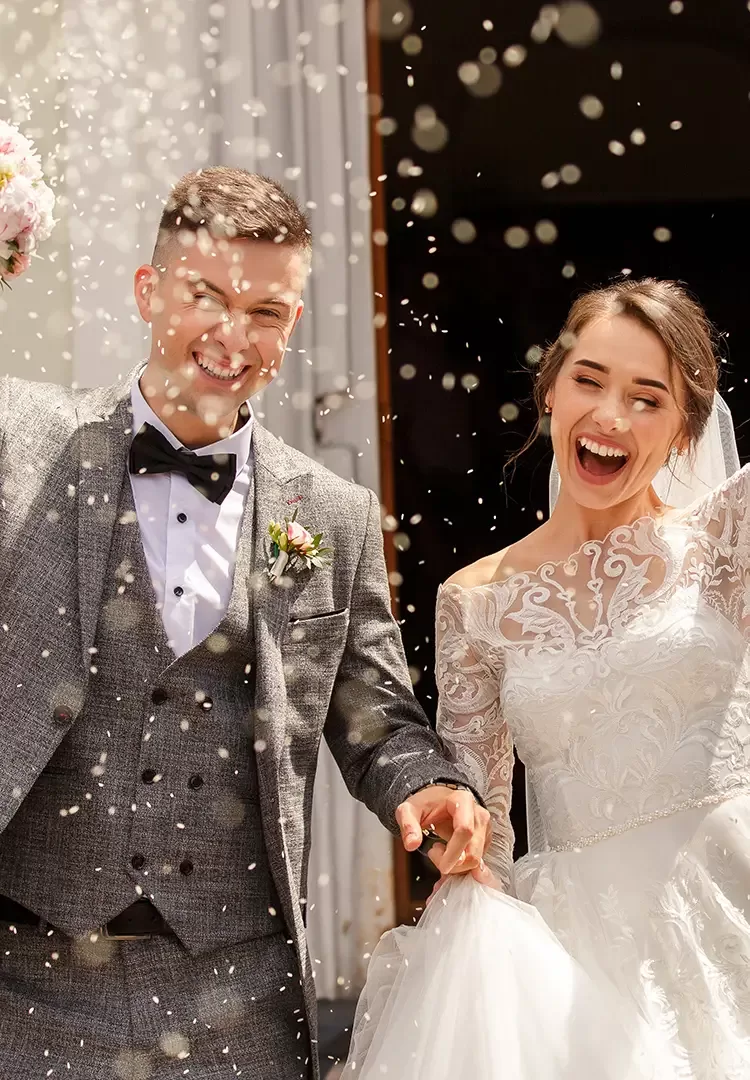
[{"xmin": 129, "ymin": 423, "xmax": 237, "ymax": 505}]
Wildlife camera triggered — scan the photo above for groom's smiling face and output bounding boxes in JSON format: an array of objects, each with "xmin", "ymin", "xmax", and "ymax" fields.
[{"xmin": 134, "ymin": 236, "xmax": 306, "ymax": 443}]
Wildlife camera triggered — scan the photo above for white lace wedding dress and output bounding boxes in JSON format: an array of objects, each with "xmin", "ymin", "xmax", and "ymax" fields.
[{"xmin": 347, "ymin": 465, "xmax": 750, "ymax": 1079}]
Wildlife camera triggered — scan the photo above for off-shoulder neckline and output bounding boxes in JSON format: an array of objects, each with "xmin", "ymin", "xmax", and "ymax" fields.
[
  {"xmin": 441, "ymin": 464, "xmax": 749, "ymax": 596},
  {"xmin": 440, "ymin": 509, "xmax": 689, "ymax": 596}
]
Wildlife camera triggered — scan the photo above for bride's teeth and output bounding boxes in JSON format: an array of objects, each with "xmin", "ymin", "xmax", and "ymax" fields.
[{"xmin": 577, "ymin": 436, "xmax": 627, "ymax": 459}]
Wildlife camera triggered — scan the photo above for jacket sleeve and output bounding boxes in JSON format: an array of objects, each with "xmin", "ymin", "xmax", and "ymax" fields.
[
  {"xmin": 0, "ymin": 374, "xmax": 7, "ymax": 457},
  {"xmin": 324, "ymin": 489, "xmax": 482, "ymax": 834}
]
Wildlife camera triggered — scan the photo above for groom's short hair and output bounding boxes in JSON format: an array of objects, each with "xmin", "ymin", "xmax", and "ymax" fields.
[{"xmin": 152, "ymin": 166, "xmax": 312, "ymax": 270}]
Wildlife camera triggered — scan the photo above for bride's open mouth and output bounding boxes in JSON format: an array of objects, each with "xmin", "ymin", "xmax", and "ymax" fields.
[
  {"xmin": 575, "ymin": 435, "xmax": 629, "ymax": 482},
  {"xmin": 191, "ymin": 350, "xmax": 249, "ymax": 385}
]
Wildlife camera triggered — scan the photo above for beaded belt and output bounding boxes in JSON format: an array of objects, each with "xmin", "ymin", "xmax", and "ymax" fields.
[{"xmin": 544, "ymin": 786, "xmax": 750, "ymax": 854}]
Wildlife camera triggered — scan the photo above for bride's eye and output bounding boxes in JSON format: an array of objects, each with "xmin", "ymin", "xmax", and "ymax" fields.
[
  {"xmin": 573, "ymin": 375, "xmax": 600, "ymax": 388},
  {"xmin": 634, "ymin": 396, "xmax": 659, "ymax": 410}
]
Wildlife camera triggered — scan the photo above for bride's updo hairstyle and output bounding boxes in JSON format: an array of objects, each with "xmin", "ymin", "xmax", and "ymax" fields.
[{"xmin": 525, "ymin": 278, "xmax": 719, "ymax": 456}]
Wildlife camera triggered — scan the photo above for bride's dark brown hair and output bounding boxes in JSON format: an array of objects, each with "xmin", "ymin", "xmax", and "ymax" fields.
[{"xmin": 516, "ymin": 278, "xmax": 719, "ymax": 461}]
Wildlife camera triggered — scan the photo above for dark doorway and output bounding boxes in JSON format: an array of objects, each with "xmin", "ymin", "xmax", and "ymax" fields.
[{"xmin": 378, "ymin": 0, "xmax": 750, "ymax": 906}]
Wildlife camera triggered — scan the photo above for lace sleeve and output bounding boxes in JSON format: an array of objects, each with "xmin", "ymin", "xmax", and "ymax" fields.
[
  {"xmin": 435, "ymin": 584, "xmax": 515, "ymax": 890},
  {"xmin": 687, "ymin": 464, "xmax": 750, "ymax": 635}
]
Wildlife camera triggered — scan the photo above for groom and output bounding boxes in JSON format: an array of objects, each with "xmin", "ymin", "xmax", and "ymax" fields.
[{"xmin": 0, "ymin": 166, "xmax": 490, "ymax": 1079}]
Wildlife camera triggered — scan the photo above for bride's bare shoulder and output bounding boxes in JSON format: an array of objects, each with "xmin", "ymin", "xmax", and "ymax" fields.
[
  {"xmin": 444, "ymin": 548, "xmax": 512, "ymax": 590},
  {"xmin": 444, "ymin": 526, "xmax": 549, "ymax": 590}
]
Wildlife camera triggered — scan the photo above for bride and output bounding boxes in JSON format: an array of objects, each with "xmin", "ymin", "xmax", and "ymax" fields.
[{"xmin": 346, "ymin": 278, "xmax": 750, "ymax": 1079}]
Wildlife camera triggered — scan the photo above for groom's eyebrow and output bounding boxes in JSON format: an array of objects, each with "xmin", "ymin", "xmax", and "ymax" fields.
[
  {"xmin": 190, "ymin": 277, "xmax": 229, "ymax": 298},
  {"xmin": 574, "ymin": 358, "xmax": 669, "ymax": 393}
]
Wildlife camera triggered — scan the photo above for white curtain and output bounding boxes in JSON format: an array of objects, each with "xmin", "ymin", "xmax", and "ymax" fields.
[
  {"xmin": 216, "ymin": 0, "xmax": 393, "ymax": 998},
  {"xmin": 2, "ymin": 0, "xmax": 394, "ymax": 998}
]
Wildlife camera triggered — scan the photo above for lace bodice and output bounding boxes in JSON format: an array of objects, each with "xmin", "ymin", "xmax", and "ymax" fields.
[{"xmin": 435, "ymin": 466, "xmax": 750, "ymax": 887}]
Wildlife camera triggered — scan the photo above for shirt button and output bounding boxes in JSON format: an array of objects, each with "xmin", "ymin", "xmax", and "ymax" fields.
[
  {"xmin": 52, "ymin": 705, "xmax": 74, "ymax": 726},
  {"xmin": 173, "ymin": 585, "xmax": 184, "ymax": 598},
  {"xmin": 141, "ymin": 768, "xmax": 159, "ymax": 784},
  {"xmin": 177, "ymin": 512, "xmax": 188, "ymax": 524},
  {"xmin": 179, "ymin": 859, "xmax": 194, "ymax": 876},
  {"xmin": 131, "ymin": 853, "xmax": 146, "ymax": 870},
  {"xmin": 187, "ymin": 774, "xmax": 204, "ymax": 791},
  {"xmin": 151, "ymin": 688, "xmax": 169, "ymax": 705}
]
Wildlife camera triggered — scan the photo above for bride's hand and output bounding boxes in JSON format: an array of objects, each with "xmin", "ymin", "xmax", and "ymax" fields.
[{"xmin": 425, "ymin": 846, "xmax": 501, "ymax": 905}]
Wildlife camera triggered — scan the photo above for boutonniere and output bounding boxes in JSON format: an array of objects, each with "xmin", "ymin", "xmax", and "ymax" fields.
[{"xmin": 267, "ymin": 509, "xmax": 333, "ymax": 583}]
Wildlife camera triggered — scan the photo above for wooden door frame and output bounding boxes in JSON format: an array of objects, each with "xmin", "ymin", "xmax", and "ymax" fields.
[{"xmin": 365, "ymin": 0, "xmax": 418, "ymax": 926}]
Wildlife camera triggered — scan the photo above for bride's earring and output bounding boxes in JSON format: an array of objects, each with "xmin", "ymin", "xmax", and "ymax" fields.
[{"xmin": 544, "ymin": 405, "xmax": 552, "ymax": 414}]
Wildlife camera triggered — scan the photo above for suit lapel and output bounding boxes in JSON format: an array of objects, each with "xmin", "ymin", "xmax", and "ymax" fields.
[
  {"xmin": 250, "ymin": 425, "xmax": 311, "ymax": 914},
  {"xmin": 250, "ymin": 423, "xmax": 313, "ymax": 656},
  {"xmin": 75, "ymin": 379, "xmax": 137, "ymax": 673}
]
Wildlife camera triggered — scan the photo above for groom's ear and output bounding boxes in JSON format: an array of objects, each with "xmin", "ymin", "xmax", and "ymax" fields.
[{"xmin": 134, "ymin": 265, "xmax": 159, "ymax": 324}]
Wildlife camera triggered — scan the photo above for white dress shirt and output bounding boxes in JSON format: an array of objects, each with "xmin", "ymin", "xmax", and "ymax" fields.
[{"xmin": 129, "ymin": 376, "xmax": 254, "ymax": 658}]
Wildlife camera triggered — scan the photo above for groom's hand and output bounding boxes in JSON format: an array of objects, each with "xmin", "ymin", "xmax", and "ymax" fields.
[{"xmin": 396, "ymin": 785, "xmax": 491, "ymax": 875}]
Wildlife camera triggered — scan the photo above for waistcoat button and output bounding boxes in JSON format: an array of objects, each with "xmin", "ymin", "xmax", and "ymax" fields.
[
  {"xmin": 173, "ymin": 585, "xmax": 184, "ymax": 598},
  {"xmin": 52, "ymin": 705, "xmax": 74, "ymax": 726},
  {"xmin": 177, "ymin": 512, "xmax": 187, "ymax": 524},
  {"xmin": 187, "ymin": 774, "xmax": 204, "ymax": 790},
  {"xmin": 151, "ymin": 688, "xmax": 169, "ymax": 705},
  {"xmin": 179, "ymin": 859, "xmax": 194, "ymax": 876},
  {"xmin": 141, "ymin": 768, "xmax": 158, "ymax": 784},
  {"xmin": 200, "ymin": 697, "xmax": 213, "ymax": 711},
  {"xmin": 131, "ymin": 853, "xmax": 146, "ymax": 870}
]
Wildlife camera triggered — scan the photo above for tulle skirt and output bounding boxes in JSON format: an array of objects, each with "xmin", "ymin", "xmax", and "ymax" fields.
[{"xmin": 346, "ymin": 874, "xmax": 661, "ymax": 1079}]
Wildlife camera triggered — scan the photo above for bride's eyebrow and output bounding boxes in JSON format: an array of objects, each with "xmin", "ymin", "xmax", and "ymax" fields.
[{"xmin": 573, "ymin": 358, "xmax": 669, "ymax": 393}]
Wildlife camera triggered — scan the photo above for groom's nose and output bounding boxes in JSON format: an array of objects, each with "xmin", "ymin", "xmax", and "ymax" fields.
[{"xmin": 214, "ymin": 311, "xmax": 251, "ymax": 354}]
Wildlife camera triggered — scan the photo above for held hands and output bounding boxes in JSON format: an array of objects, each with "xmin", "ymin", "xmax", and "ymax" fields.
[
  {"xmin": 426, "ymin": 858, "xmax": 502, "ymax": 907},
  {"xmin": 395, "ymin": 784, "xmax": 492, "ymax": 875}
]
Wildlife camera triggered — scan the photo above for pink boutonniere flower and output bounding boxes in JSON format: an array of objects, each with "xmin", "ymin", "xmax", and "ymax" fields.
[{"xmin": 267, "ymin": 509, "xmax": 333, "ymax": 582}]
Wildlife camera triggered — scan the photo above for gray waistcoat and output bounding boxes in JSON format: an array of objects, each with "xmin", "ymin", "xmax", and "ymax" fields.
[{"xmin": 0, "ymin": 472, "xmax": 282, "ymax": 954}]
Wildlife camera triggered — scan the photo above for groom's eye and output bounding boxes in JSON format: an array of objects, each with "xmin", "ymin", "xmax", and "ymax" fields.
[{"xmin": 193, "ymin": 292, "xmax": 224, "ymax": 310}]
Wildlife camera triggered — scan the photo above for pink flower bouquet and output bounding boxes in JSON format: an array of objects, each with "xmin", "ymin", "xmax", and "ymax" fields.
[{"xmin": 0, "ymin": 119, "xmax": 55, "ymax": 287}]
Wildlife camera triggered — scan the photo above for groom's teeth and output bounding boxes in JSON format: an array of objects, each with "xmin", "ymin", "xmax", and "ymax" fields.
[{"xmin": 194, "ymin": 353, "xmax": 245, "ymax": 381}]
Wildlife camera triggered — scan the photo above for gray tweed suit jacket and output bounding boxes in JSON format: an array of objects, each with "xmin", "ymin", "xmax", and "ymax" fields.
[{"xmin": 0, "ymin": 369, "xmax": 470, "ymax": 1054}]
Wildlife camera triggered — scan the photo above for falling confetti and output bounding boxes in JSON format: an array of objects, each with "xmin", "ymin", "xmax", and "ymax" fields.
[
  {"xmin": 504, "ymin": 226, "xmax": 530, "ymax": 249},
  {"xmin": 451, "ymin": 219, "xmax": 477, "ymax": 243},
  {"xmin": 535, "ymin": 220, "xmax": 559, "ymax": 244},
  {"xmin": 555, "ymin": 2, "xmax": 603, "ymax": 47},
  {"xmin": 580, "ymin": 95, "xmax": 605, "ymax": 120},
  {"xmin": 411, "ymin": 189, "xmax": 438, "ymax": 217},
  {"xmin": 560, "ymin": 164, "xmax": 583, "ymax": 184},
  {"xmin": 503, "ymin": 45, "xmax": 528, "ymax": 67}
]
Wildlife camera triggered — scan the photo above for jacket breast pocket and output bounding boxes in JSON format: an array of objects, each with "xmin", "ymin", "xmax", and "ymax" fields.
[{"xmin": 282, "ymin": 607, "xmax": 350, "ymax": 647}]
